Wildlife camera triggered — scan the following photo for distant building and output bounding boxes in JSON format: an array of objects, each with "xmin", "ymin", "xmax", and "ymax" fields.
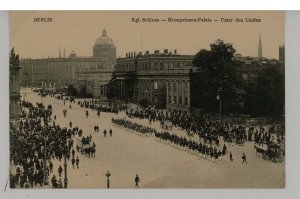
[
  {"xmin": 115, "ymin": 49, "xmax": 195, "ymax": 113},
  {"xmin": 20, "ymin": 28, "xmax": 116, "ymax": 97},
  {"xmin": 233, "ymin": 54, "xmax": 284, "ymax": 82},
  {"xmin": 75, "ymin": 28, "xmax": 116, "ymax": 97}
]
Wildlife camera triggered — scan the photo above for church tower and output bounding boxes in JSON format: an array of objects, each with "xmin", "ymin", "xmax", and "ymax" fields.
[{"xmin": 258, "ymin": 33, "xmax": 262, "ymax": 58}]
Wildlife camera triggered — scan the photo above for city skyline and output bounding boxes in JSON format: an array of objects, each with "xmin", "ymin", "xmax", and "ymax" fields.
[{"xmin": 10, "ymin": 11, "xmax": 284, "ymax": 59}]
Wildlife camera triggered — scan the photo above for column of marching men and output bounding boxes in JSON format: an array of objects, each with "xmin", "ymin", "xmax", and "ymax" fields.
[{"xmin": 113, "ymin": 105, "xmax": 285, "ymax": 164}]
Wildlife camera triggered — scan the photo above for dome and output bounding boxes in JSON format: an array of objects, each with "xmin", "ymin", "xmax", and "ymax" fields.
[{"xmin": 95, "ymin": 29, "xmax": 114, "ymax": 46}]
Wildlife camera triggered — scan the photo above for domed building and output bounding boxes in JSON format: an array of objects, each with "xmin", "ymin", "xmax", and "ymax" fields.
[
  {"xmin": 93, "ymin": 28, "xmax": 116, "ymax": 64},
  {"xmin": 20, "ymin": 28, "xmax": 116, "ymax": 98}
]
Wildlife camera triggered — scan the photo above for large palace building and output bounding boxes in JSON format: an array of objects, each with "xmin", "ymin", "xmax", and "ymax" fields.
[
  {"xmin": 115, "ymin": 49, "xmax": 196, "ymax": 113},
  {"xmin": 20, "ymin": 28, "xmax": 116, "ymax": 98}
]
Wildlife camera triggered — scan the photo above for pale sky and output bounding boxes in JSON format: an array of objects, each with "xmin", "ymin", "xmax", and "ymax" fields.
[{"xmin": 9, "ymin": 11, "xmax": 284, "ymax": 59}]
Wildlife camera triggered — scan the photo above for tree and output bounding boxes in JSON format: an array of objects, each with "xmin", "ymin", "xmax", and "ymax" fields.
[
  {"xmin": 191, "ymin": 39, "xmax": 241, "ymax": 115},
  {"xmin": 10, "ymin": 48, "xmax": 20, "ymax": 67},
  {"xmin": 106, "ymin": 72, "xmax": 118, "ymax": 100},
  {"xmin": 9, "ymin": 48, "xmax": 20, "ymax": 83},
  {"xmin": 245, "ymin": 66, "xmax": 284, "ymax": 118}
]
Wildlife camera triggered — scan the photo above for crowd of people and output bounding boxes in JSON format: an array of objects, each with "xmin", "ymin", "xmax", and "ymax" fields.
[
  {"xmin": 126, "ymin": 108, "xmax": 285, "ymax": 147},
  {"xmin": 10, "ymin": 100, "xmax": 89, "ymax": 188}
]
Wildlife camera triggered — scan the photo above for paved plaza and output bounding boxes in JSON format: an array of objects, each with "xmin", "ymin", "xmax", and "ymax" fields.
[{"xmin": 11, "ymin": 88, "xmax": 284, "ymax": 188}]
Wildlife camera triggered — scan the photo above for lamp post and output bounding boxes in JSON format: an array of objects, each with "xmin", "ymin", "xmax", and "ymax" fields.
[
  {"xmin": 44, "ymin": 135, "xmax": 49, "ymax": 185},
  {"xmin": 63, "ymin": 146, "xmax": 68, "ymax": 188}
]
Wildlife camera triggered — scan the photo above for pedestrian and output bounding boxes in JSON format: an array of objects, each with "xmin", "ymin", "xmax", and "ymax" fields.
[
  {"xmin": 51, "ymin": 175, "xmax": 57, "ymax": 188},
  {"xmin": 103, "ymin": 129, "xmax": 107, "ymax": 137},
  {"xmin": 69, "ymin": 105, "xmax": 72, "ymax": 109},
  {"xmin": 135, "ymin": 174, "xmax": 140, "ymax": 188},
  {"xmin": 49, "ymin": 161, "xmax": 53, "ymax": 173},
  {"xmin": 69, "ymin": 121, "xmax": 72, "ymax": 128},
  {"xmin": 58, "ymin": 165, "xmax": 63, "ymax": 177},
  {"xmin": 71, "ymin": 158, "xmax": 75, "ymax": 169},
  {"xmin": 76, "ymin": 156, "xmax": 80, "ymax": 168},
  {"xmin": 72, "ymin": 148, "xmax": 75, "ymax": 159},
  {"xmin": 106, "ymin": 171, "xmax": 111, "ymax": 189},
  {"xmin": 242, "ymin": 153, "xmax": 247, "ymax": 164},
  {"xmin": 230, "ymin": 151, "xmax": 233, "ymax": 162},
  {"xmin": 109, "ymin": 129, "xmax": 112, "ymax": 137}
]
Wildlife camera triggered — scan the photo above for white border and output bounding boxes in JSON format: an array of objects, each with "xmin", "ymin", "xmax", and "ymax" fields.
[
  {"xmin": 0, "ymin": 0, "xmax": 299, "ymax": 10},
  {"xmin": 1, "ymin": 10, "xmax": 300, "ymax": 199}
]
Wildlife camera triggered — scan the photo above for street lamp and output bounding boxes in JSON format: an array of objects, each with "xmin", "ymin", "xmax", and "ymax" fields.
[
  {"xmin": 44, "ymin": 135, "xmax": 49, "ymax": 185},
  {"xmin": 63, "ymin": 146, "xmax": 68, "ymax": 188}
]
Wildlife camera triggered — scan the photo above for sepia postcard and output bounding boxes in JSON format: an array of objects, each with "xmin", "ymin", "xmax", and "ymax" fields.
[{"xmin": 9, "ymin": 11, "xmax": 285, "ymax": 189}]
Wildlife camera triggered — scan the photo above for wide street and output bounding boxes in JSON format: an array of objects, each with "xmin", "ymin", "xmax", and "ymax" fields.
[{"xmin": 16, "ymin": 88, "xmax": 285, "ymax": 188}]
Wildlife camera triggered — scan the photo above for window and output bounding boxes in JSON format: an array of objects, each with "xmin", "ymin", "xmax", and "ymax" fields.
[
  {"xmin": 173, "ymin": 82, "xmax": 177, "ymax": 92},
  {"xmin": 173, "ymin": 96, "xmax": 177, "ymax": 104},
  {"xmin": 154, "ymin": 82, "xmax": 158, "ymax": 90},
  {"xmin": 185, "ymin": 97, "xmax": 188, "ymax": 105},
  {"xmin": 168, "ymin": 82, "xmax": 171, "ymax": 92},
  {"xmin": 179, "ymin": 96, "xmax": 182, "ymax": 105},
  {"xmin": 154, "ymin": 63, "xmax": 158, "ymax": 70},
  {"xmin": 179, "ymin": 82, "xmax": 182, "ymax": 92},
  {"xmin": 160, "ymin": 63, "xmax": 164, "ymax": 70},
  {"xmin": 184, "ymin": 82, "xmax": 188, "ymax": 92},
  {"xmin": 169, "ymin": 95, "xmax": 172, "ymax": 103}
]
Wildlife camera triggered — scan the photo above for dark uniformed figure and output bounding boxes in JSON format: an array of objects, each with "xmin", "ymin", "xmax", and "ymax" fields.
[
  {"xmin": 103, "ymin": 129, "xmax": 107, "ymax": 137},
  {"xmin": 76, "ymin": 156, "xmax": 80, "ymax": 168},
  {"xmin": 242, "ymin": 153, "xmax": 247, "ymax": 164},
  {"xmin": 49, "ymin": 161, "xmax": 53, "ymax": 173},
  {"xmin": 106, "ymin": 171, "xmax": 111, "ymax": 188},
  {"xmin": 109, "ymin": 129, "xmax": 112, "ymax": 137},
  {"xmin": 51, "ymin": 175, "xmax": 57, "ymax": 188},
  {"xmin": 230, "ymin": 151, "xmax": 233, "ymax": 162},
  {"xmin": 72, "ymin": 149, "xmax": 75, "ymax": 159},
  {"xmin": 135, "ymin": 174, "xmax": 140, "ymax": 188},
  {"xmin": 58, "ymin": 165, "xmax": 63, "ymax": 177},
  {"xmin": 71, "ymin": 158, "xmax": 75, "ymax": 169}
]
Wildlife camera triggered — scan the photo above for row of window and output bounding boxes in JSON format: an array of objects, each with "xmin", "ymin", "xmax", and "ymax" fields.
[
  {"xmin": 168, "ymin": 81, "xmax": 188, "ymax": 92},
  {"xmin": 169, "ymin": 95, "xmax": 188, "ymax": 106},
  {"xmin": 116, "ymin": 61, "xmax": 192, "ymax": 72}
]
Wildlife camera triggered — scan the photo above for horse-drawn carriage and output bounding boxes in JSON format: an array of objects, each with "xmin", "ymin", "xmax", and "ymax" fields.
[{"xmin": 254, "ymin": 143, "xmax": 285, "ymax": 163}]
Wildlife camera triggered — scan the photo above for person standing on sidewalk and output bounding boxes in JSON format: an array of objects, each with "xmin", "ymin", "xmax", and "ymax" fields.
[{"xmin": 135, "ymin": 174, "xmax": 140, "ymax": 188}]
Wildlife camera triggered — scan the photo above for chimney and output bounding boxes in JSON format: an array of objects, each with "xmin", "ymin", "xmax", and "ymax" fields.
[
  {"xmin": 174, "ymin": 49, "xmax": 177, "ymax": 54},
  {"xmin": 139, "ymin": 52, "xmax": 142, "ymax": 56},
  {"xmin": 145, "ymin": 50, "xmax": 149, "ymax": 55},
  {"xmin": 164, "ymin": 49, "xmax": 168, "ymax": 54},
  {"xmin": 154, "ymin": 50, "xmax": 160, "ymax": 54}
]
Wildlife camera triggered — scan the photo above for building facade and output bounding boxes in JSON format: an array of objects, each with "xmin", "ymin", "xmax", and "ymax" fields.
[
  {"xmin": 20, "ymin": 28, "xmax": 116, "ymax": 97},
  {"xmin": 115, "ymin": 50, "xmax": 195, "ymax": 113}
]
